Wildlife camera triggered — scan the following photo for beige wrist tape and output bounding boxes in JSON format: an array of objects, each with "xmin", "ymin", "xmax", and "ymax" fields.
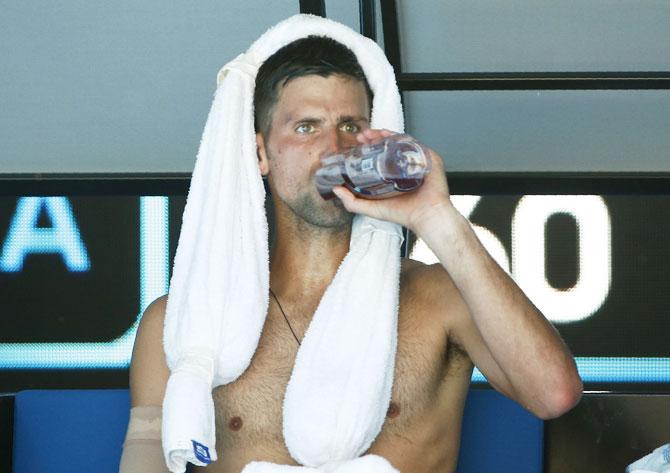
[
  {"xmin": 119, "ymin": 406, "xmax": 168, "ymax": 473},
  {"xmin": 124, "ymin": 405, "xmax": 162, "ymax": 443}
]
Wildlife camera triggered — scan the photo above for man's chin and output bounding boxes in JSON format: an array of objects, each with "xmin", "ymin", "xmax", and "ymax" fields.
[{"xmin": 285, "ymin": 192, "xmax": 353, "ymax": 229}]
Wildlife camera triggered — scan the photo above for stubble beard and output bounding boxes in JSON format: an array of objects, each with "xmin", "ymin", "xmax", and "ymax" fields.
[{"xmin": 283, "ymin": 188, "xmax": 353, "ymax": 230}]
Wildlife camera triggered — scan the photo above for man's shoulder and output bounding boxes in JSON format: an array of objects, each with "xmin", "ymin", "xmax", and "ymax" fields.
[
  {"xmin": 134, "ymin": 294, "xmax": 169, "ymax": 355},
  {"xmin": 141, "ymin": 294, "xmax": 169, "ymax": 327},
  {"xmin": 400, "ymin": 257, "xmax": 457, "ymax": 296},
  {"xmin": 399, "ymin": 257, "xmax": 467, "ymax": 334}
]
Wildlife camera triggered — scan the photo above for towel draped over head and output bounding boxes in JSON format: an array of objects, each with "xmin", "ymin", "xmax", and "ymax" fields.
[{"xmin": 161, "ymin": 14, "xmax": 405, "ymax": 473}]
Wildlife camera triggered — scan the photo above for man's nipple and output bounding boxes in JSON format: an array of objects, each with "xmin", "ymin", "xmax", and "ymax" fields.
[
  {"xmin": 228, "ymin": 416, "xmax": 243, "ymax": 431},
  {"xmin": 386, "ymin": 402, "xmax": 400, "ymax": 418}
]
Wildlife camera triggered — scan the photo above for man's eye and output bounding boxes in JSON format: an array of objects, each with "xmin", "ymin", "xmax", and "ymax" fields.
[
  {"xmin": 341, "ymin": 122, "xmax": 360, "ymax": 133},
  {"xmin": 296, "ymin": 123, "xmax": 315, "ymax": 134}
]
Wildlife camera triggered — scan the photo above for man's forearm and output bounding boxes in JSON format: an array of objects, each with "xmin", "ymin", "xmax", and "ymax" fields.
[{"xmin": 414, "ymin": 202, "xmax": 582, "ymax": 418}]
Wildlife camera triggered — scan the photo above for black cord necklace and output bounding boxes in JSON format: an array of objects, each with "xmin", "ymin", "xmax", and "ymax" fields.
[{"xmin": 269, "ymin": 288, "xmax": 301, "ymax": 346}]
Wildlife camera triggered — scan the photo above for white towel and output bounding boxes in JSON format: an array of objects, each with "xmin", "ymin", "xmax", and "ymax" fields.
[
  {"xmin": 627, "ymin": 444, "xmax": 670, "ymax": 473},
  {"xmin": 162, "ymin": 14, "xmax": 405, "ymax": 473}
]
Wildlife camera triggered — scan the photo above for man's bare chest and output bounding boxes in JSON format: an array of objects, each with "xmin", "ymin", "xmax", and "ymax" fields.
[{"xmin": 211, "ymin": 299, "xmax": 450, "ymax": 450}]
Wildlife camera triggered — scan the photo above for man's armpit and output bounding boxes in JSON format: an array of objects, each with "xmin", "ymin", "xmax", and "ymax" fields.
[{"xmin": 445, "ymin": 335, "xmax": 472, "ymax": 367}]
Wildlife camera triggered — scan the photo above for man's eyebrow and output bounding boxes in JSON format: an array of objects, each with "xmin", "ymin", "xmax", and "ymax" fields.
[
  {"xmin": 285, "ymin": 116, "xmax": 324, "ymax": 125},
  {"xmin": 339, "ymin": 115, "xmax": 369, "ymax": 123}
]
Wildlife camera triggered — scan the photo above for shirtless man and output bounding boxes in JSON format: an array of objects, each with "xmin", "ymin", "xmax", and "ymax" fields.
[{"xmin": 124, "ymin": 35, "xmax": 582, "ymax": 473}]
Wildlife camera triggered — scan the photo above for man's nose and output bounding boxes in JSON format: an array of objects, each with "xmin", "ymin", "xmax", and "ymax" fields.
[{"xmin": 324, "ymin": 128, "xmax": 355, "ymax": 156}]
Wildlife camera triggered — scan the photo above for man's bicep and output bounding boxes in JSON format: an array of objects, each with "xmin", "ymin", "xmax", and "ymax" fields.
[
  {"xmin": 449, "ymin": 299, "xmax": 517, "ymax": 398},
  {"xmin": 129, "ymin": 295, "xmax": 170, "ymax": 407},
  {"xmin": 122, "ymin": 298, "xmax": 170, "ymax": 473}
]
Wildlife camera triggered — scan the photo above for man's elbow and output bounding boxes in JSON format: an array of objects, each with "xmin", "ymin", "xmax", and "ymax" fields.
[{"xmin": 537, "ymin": 373, "xmax": 583, "ymax": 420}]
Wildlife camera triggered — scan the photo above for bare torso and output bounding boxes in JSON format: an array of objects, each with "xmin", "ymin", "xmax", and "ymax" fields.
[{"xmin": 196, "ymin": 260, "xmax": 474, "ymax": 473}]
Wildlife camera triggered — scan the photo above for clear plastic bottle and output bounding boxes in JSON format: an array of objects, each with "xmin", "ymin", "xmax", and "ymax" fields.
[{"xmin": 315, "ymin": 134, "xmax": 431, "ymax": 200}]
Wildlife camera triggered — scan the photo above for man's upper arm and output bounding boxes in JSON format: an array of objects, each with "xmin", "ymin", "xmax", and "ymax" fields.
[{"xmin": 129, "ymin": 295, "xmax": 170, "ymax": 407}]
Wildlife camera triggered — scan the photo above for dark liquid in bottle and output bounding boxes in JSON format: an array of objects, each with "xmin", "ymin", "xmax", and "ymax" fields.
[
  {"xmin": 320, "ymin": 190, "xmax": 337, "ymax": 200},
  {"xmin": 392, "ymin": 178, "xmax": 422, "ymax": 191}
]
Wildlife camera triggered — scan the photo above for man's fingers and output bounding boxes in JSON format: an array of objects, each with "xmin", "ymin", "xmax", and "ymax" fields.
[
  {"xmin": 357, "ymin": 130, "xmax": 377, "ymax": 143},
  {"xmin": 357, "ymin": 128, "xmax": 396, "ymax": 144},
  {"xmin": 332, "ymin": 186, "xmax": 355, "ymax": 209},
  {"xmin": 332, "ymin": 186, "xmax": 370, "ymax": 215}
]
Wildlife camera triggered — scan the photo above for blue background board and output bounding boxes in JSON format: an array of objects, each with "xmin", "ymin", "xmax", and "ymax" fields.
[
  {"xmin": 456, "ymin": 389, "xmax": 543, "ymax": 473},
  {"xmin": 13, "ymin": 390, "xmax": 130, "ymax": 473},
  {"xmin": 11, "ymin": 388, "xmax": 542, "ymax": 473}
]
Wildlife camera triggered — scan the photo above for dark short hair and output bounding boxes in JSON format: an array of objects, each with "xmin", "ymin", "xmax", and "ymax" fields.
[{"xmin": 254, "ymin": 35, "xmax": 373, "ymax": 137}]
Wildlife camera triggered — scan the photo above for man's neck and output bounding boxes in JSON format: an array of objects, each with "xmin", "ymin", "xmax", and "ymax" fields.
[{"xmin": 269, "ymin": 218, "xmax": 352, "ymax": 305}]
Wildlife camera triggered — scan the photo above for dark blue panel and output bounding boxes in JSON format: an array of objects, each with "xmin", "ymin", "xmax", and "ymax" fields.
[
  {"xmin": 13, "ymin": 389, "xmax": 130, "ymax": 473},
  {"xmin": 456, "ymin": 389, "xmax": 544, "ymax": 473}
]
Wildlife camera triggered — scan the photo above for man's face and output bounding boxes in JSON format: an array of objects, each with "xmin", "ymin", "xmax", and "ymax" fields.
[{"xmin": 257, "ymin": 74, "xmax": 371, "ymax": 229}]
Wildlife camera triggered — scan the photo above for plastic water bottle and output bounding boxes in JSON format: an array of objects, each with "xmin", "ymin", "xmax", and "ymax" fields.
[{"xmin": 315, "ymin": 134, "xmax": 431, "ymax": 200}]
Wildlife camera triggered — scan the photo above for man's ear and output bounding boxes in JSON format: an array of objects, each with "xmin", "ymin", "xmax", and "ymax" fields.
[{"xmin": 256, "ymin": 132, "xmax": 270, "ymax": 176}]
